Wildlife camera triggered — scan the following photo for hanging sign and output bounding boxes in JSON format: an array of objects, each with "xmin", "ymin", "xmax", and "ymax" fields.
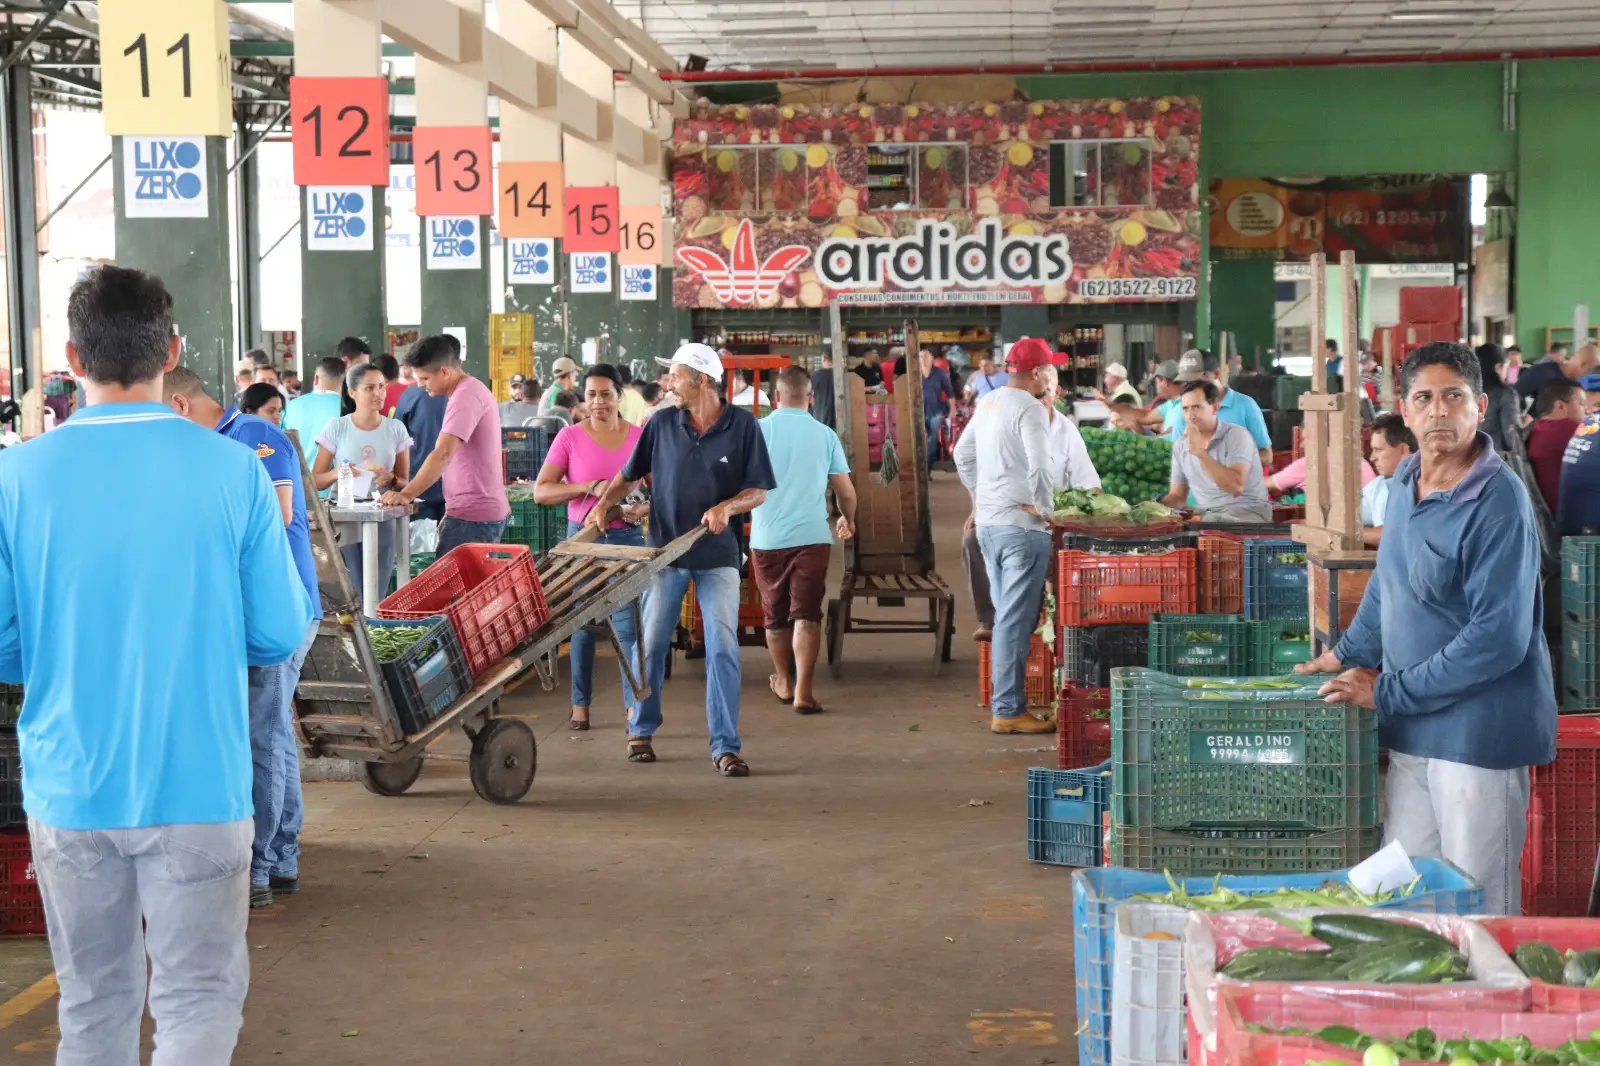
[
  {"xmin": 306, "ymin": 186, "xmax": 375, "ymax": 252},
  {"xmin": 121, "ymin": 136, "xmax": 209, "ymax": 219},
  {"xmin": 424, "ymin": 215, "xmax": 482, "ymax": 270},
  {"xmin": 620, "ymin": 264, "xmax": 657, "ymax": 302},
  {"xmin": 98, "ymin": 0, "xmax": 231, "ymax": 137},
  {"xmin": 506, "ymin": 237, "xmax": 556, "ymax": 285},
  {"xmin": 414, "ymin": 126, "xmax": 493, "ymax": 217},
  {"xmin": 569, "ymin": 252, "xmax": 612, "ymax": 293},
  {"xmin": 618, "ymin": 206, "xmax": 662, "ymax": 266},
  {"xmin": 289, "ymin": 77, "xmax": 390, "ymax": 187},
  {"xmin": 498, "ymin": 162, "xmax": 564, "ymax": 239},
  {"xmin": 563, "ymin": 186, "xmax": 620, "ymax": 254}
]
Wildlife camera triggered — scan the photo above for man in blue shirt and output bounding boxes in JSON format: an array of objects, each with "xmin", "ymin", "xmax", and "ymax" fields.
[
  {"xmin": 590, "ymin": 343, "xmax": 777, "ymax": 775},
  {"xmin": 1558, "ymin": 403, "xmax": 1600, "ymax": 536},
  {"xmin": 1300, "ymin": 342, "xmax": 1555, "ymax": 915},
  {"xmin": 750, "ymin": 366, "xmax": 857, "ymax": 715},
  {"xmin": 165, "ymin": 366, "xmax": 322, "ymax": 909},
  {"xmin": 919, "ymin": 347, "xmax": 955, "ymax": 466},
  {"xmin": 393, "ymin": 377, "xmax": 450, "ymax": 523},
  {"xmin": 0, "ymin": 266, "xmax": 312, "ymax": 1062},
  {"xmin": 280, "ymin": 355, "xmax": 346, "ymax": 467},
  {"xmin": 1165, "ymin": 350, "xmax": 1273, "ymax": 466}
]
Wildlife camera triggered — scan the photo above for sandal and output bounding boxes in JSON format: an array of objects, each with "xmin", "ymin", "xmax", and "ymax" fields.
[
  {"xmin": 794, "ymin": 703, "xmax": 825, "ymax": 715},
  {"xmin": 568, "ymin": 715, "xmax": 590, "ymax": 731},
  {"xmin": 714, "ymin": 753, "xmax": 750, "ymax": 777},
  {"xmin": 627, "ymin": 736, "xmax": 656, "ymax": 763},
  {"xmin": 768, "ymin": 674, "xmax": 794, "ymax": 705}
]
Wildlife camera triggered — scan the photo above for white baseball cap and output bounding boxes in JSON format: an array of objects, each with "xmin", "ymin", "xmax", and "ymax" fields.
[
  {"xmin": 658, "ymin": 342, "xmax": 724, "ymax": 379},
  {"xmin": 1104, "ymin": 362, "xmax": 1129, "ymax": 378}
]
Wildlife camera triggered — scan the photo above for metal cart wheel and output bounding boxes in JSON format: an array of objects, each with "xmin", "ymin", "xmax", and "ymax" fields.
[
  {"xmin": 468, "ymin": 718, "xmax": 538, "ymax": 804},
  {"xmin": 825, "ymin": 599, "xmax": 841, "ymax": 665},
  {"xmin": 360, "ymin": 757, "xmax": 424, "ymax": 797}
]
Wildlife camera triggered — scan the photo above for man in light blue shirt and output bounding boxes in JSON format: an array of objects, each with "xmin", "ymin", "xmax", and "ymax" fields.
[
  {"xmin": 0, "ymin": 266, "xmax": 313, "ymax": 1064},
  {"xmin": 280, "ymin": 355, "xmax": 346, "ymax": 466},
  {"xmin": 750, "ymin": 365, "xmax": 857, "ymax": 715}
]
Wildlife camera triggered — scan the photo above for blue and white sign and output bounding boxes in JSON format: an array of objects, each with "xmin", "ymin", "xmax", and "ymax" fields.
[
  {"xmin": 122, "ymin": 136, "xmax": 208, "ymax": 219},
  {"xmin": 569, "ymin": 252, "xmax": 611, "ymax": 294},
  {"xmin": 425, "ymin": 215, "xmax": 481, "ymax": 270},
  {"xmin": 507, "ymin": 237, "xmax": 555, "ymax": 285},
  {"xmin": 620, "ymin": 264, "xmax": 657, "ymax": 302},
  {"xmin": 306, "ymin": 186, "xmax": 374, "ymax": 252}
]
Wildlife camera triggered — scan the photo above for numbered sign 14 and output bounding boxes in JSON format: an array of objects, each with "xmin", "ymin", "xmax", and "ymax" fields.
[
  {"xmin": 414, "ymin": 127, "xmax": 494, "ymax": 218},
  {"xmin": 289, "ymin": 77, "xmax": 390, "ymax": 187},
  {"xmin": 99, "ymin": 0, "xmax": 231, "ymax": 137},
  {"xmin": 563, "ymin": 186, "xmax": 620, "ymax": 254},
  {"xmin": 498, "ymin": 162, "xmax": 564, "ymax": 239}
]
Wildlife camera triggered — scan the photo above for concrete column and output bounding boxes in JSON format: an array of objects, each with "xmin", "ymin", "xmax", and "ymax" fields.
[
  {"xmin": 613, "ymin": 83, "xmax": 663, "ymax": 374},
  {"xmin": 561, "ymin": 39, "xmax": 618, "ymax": 364}
]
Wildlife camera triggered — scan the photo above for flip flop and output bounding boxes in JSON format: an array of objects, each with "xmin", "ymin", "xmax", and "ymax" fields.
[
  {"xmin": 794, "ymin": 703, "xmax": 825, "ymax": 715},
  {"xmin": 768, "ymin": 674, "xmax": 794, "ymax": 705}
]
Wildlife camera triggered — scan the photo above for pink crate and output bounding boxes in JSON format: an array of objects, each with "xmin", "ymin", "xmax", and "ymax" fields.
[{"xmin": 1480, "ymin": 916, "xmax": 1600, "ymax": 1011}]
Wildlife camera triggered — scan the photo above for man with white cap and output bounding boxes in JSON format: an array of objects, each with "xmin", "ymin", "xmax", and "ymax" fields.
[
  {"xmin": 1166, "ymin": 349, "xmax": 1273, "ymax": 469},
  {"xmin": 538, "ymin": 356, "xmax": 582, "ymax": 416},
  {"xmin": 590, "ymin": 342, "xmax": 777, "ymax": 776},
  {"xmin": 1101, "ymin": 362, "xmax": 1142, "ymax": 406}
]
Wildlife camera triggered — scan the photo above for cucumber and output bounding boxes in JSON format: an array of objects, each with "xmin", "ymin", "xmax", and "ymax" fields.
[
  {"xmin": 1337, "ymin": 943, "xmax": 1468, "ymax": 984},
  {"xmin": 1512, "ymin": 940, "xmax": 1566, "ymax": 983},
  {"xmin": 1221, "ymin": 946, "xmax": 1340, "ymax": 981},
  {"xmin": 1306, "ymin": 914, "xmax": 1454, "ymax": 954},
  {"xmin": 1562, "ymin": 947, "xmax": 1600, "ymax": 986}
]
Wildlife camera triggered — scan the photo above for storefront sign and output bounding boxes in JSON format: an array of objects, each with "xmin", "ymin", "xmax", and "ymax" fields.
[
  {"xmin": 306, "ymin": 186, "xmax": 374, "ymax": 252},
  {"xmin": 1211, "ymin": 176, "xmax": 1466, "ymax": 264},
  {"xmin": 122, "ymin": 136, "xmax": 208, "ymax": 219},
  {"xmin": 423, "ymin": 215, "xmax": 480, "ymax": 270},
  {"xmin": 569, "ymin": 252, "xmax": 612, "ymax": 294},
  {"xmin": 620, "ymin": 264, "xmax": 657, "ymax": 301},
  {"xmin": 506, "ymin": 237, "xmax": 555, "ymax": 285},
  {"xmin": 1188, "ymin": 730, "xmax": 1306, "ymax": 765}
]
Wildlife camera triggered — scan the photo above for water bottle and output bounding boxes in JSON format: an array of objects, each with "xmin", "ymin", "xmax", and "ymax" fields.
[{"xmin": 336, "ymin": 460, "xmax": 355, "ymax": 509}]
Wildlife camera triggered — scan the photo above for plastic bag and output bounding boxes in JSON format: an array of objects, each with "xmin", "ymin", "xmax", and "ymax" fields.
[{"xmin": 410, "ymin": 518, "xmax": 438, "ymax": 554}]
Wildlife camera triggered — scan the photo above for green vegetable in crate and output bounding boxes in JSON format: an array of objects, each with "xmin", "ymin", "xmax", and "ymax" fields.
[
  {"xmin": 1512, "ymin": 940, "xmax": 1566, "ymax": 984},
  {"xmin": 1266, "ymin": 1021, "xmax": 1600, "ymax": 1064},
  {"xmin": 1277, "ymin": 913, "xmax": 1455, "ymax": 954},
  {"xmin": 1131, "ymin": 871, "xmax": 1413, "ymax": 911},
  {"xmin": 1335, "ymin": 942, "xmax": 1468, "ymax": 984},
  {"xmin": 1220, "ymin": 945, "xmax": 1342, "ymax": 981},
  {"xmin": 1276, "ymin": 552, "xmax": 1309, "ymax": 565},
  {"xmin": 1565, "ymin": 948, "xmax": 1600, "ymax": 987},
  {"xmin": 366, "ymin": 624, "xmax": 431, "ymax": 663}
]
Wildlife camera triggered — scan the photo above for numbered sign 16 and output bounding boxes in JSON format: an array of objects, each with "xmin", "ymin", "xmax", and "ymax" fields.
[
  {"xmin": 413, "ymin": 126, "xmax": 494, "ymax": 218},
  {"xmin": 99, "ymin": 0, "xmax": 231, "ymax": 137},
  {"xmin": 562, "ymin": 186, "xmax": 621, "ymax": 254},
  {"xmin": 498, "ymin": 162, "xmax": 565, "ymax": 239},
  {"xmin": 618, "ymin": 206, "xmax": 663, "ymax": 266},
  {"xmin": 289, "ymin": 77, "xmax": 390, "ymax": 187}
]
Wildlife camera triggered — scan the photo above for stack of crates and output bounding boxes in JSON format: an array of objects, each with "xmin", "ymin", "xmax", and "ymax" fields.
[
  {"xmin": 1522, "ymin": 714, "xmax": 1600, "ymax": 916},
  {"xmin": 1561, "ymin": 538, "xmax": 1600, "ymax": 709},
  {"xmin": 1107, "ymin": 667, "xmax": 1379, "ymax": 875},
  {"xmin": 503, "ymin": 426, "xmax": 555, "ymax": 484},
  {"xmin": 489, "ymin": 313, "xmax": 533, "ymax": 402},
  {"xmin": 0, "ymin": 685, "xmax": 41, "ymax": 936},
  {"xmin": 0, "ymin": 686, "xmax": 19, "ymax": 828},
  {"xmin": 504, "ymin": 493, "xmax": 568, "ymax": 555}
]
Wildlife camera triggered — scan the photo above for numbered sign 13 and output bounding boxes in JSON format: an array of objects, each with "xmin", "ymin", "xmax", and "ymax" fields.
[
  {"xmin": 498, "ymin": 162, "xmax": 564, "ymax": 239},
  {"xmin": 290, "ymin": 77, "xmax": 390, "ymax": 187},
  {"xmin": 99, "ymin": 0, "xmax": 231, "ymax": 137},
  {"xmin": 563, "ymin": 186, "xmax": 621, "ymax": 254},
  {"xmin": 414, "ymin": 126, "xmax": 494, "ymax": 218}
]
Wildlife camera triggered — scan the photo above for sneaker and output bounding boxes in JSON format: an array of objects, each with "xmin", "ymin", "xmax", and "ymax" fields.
[
  {"xmin": 991, "ymin": 714, "xmax": 1055, "ymax": 735},
  {"xmin": 973, "ymin": 627, "xmax": 992, "ymax": 642},
  {"xmin": 269, "ymin": 876, "xmax": 298, "ymax": 896},
  {"xmin": 249, "ymin": 884, "xmax": 274, "ymax": 909}
]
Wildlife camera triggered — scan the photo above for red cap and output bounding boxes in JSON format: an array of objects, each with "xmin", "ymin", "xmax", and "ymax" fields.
[
  {"xmin": 1006, "ymin": 337, "xmax": 1054, "ymax": 373},
  {"xmin": 1050, "ymin": 350, "xmax": 1070, "ymax": 366}
]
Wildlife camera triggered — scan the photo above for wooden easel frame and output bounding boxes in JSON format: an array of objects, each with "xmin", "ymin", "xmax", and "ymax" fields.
[{"xmin": 1291, "ymin": 250, "xmax": 1366, "ymax": 557}]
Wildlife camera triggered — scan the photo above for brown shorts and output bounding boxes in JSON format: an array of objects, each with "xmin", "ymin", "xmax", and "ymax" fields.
[{"xmin": 751, "ymin": 544, "xmax": 832, "ymax": 628}]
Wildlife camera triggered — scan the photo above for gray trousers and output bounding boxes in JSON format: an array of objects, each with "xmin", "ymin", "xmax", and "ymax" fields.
[
  {"xmin": 29, "ymin": 817, "xmax": 253, "ymax": 1066},
  {"xmin": 961, "ymin": 526, "xmax": 995, "ymax": 630}
]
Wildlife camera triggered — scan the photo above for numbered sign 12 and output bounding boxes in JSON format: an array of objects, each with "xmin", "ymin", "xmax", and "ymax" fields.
[
  {"xmin": 414, "ymin": 126, "xmax": 494, "ymax": 217},
  {"xmin": 99, "ymin": 0, "xmax": 231, "ymax": 137},
  {"xmin": 498, "ymin": 162, "xmax": 564, "ymax": 239},
  {"xmin": 290, "ymin": 77, "xmax": 389, "ymax": 187},
  {"xmin": 563, "ymin": 186, "xmax": 621, "ymax": 254},
  {"xmin": 618, "ymin": 206, "xmax": 663, "ymax": 266}
]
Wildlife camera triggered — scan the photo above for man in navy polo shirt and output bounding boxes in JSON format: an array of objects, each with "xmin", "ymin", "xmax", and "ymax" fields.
[
  {"xmin": 165, "ymin": 367, "xmax": 321, "ymax": 909},
  {"xmin": 590, "ymin": 342, "xmax": 776, "ymax": 776}
]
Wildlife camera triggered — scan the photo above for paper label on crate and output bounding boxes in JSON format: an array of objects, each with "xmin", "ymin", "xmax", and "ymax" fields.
[
  {"xmin": 1347, "ymin": 840, "xmax": 1420, "ymax": 895},
  {"xmin": 1189, "ymin": 730, "xmax": 1305, "ymax": 764}
]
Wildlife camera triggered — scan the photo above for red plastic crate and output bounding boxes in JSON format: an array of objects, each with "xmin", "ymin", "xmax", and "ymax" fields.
[
  {"xmin": 1400, "ymin": 284, "xmax": 1463, "ymax": 325},
  {"xmin": 377, "ymin": 543, "xmax": 550, "ymax": 678},
  {"xmin": 1198, "ymin": 534, "xmax": 1246, "ymax": 615},
  {"xmin": 0, "ymin": 830, "xmax": 43, "ymax": 935},
  {"xmin": 1057, "ymin": 685, "xmax": 1110, "ymax": 769},
  {"xmin": 1524, "ymin": 714, "xmax": 1600, "ymax": 916},
  {"xmin": 976, "ymin": 637, "xmax": 1052, "ymax": 709},
  {"xmin": 1480, "ymin": 916, "xmax": 1600, "ymax": 1010},
  {"xmin": 1057, "ymin": 548, "xmax": 1196, "ymax": 627}
]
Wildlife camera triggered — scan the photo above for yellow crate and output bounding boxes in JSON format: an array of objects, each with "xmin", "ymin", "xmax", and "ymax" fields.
[
  {"xmin": 490, "ymin": 347, "xmax": 533, "ymax": 401},
  {"xmin": 490, "ymin": 313, "xmax": 533, "ymax": 349},
  {"xmin": 681, "ymin": 577, "xmax": 764, "ymax": 633}
]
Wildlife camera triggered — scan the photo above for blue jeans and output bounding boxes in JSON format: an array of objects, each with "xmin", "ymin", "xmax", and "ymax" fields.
[
  {"xmin": 976, "ymin": 525, "xmax": 1052, "ymax": 719},
  {"xmin": 567, "ymin": 519, "xmax": 645, "ymax": 710},
  {"xmin": 247, "ymin": 621, "xmax": 317, "ymax": 886},
  {"xmin": 637, "ymin": 566, "xmax": 742, "ymax": 759},
  {"xmin": 435, "ymin": 515, "xmax": 508, "ymax": 556},
  {"xmin": 926, "ymin": 412, "xmax": 947, "ymax": 466}
]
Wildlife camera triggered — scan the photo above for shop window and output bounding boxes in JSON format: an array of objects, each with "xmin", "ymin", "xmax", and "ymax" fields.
[
  {"xmin": 1048, "ymin": 140, "xmax": 1154, "ymax": 208},
  {"xmin": 858, "ymin": 143, "xmax": 967, "ymax": 212}
]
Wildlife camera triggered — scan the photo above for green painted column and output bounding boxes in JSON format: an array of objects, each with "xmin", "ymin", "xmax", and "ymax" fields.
[
  {"xmin": 113, "ymin": 136, "xmax": 234, "ymax": 399},
  {"xmin": 420, "ymin": 214, "xmax": 491, "ymax": 382},
  {"xmin": 612, "ymin": 263, "xmax": 663, "ymax": 373},
  {"xmin": 502, "ymin": 234, "xmax": 566, "ymax": 377},
  {"xmin": 302, "ymin": 185, "xmax": 387, "ymax": 367},
  {"xmin": 1001, "ymin": 305, "xmax": 1051, "ymax": 343},
  {"xmin": 661, "ymin": 268, "xmax": 693, "ymax": 350},
  {"xmin": 564, "ymin": 249, "xmax": 618, "ymax": 366},
  {"xmin": 1194, "ymin": 153, "xmax": 1211, "ymax": 349},
  {"xmin": 1210, "ymin": 259, "xmax": 1276, "ymax": 363}
]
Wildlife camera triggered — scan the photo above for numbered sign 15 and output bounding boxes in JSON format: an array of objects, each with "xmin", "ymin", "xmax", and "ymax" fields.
[
  {"xmin": 289, "ymin": 77, "xmax": 390, "ymax": 188},
  {"xmin": 413, "ymin": 126, "xmax": 494, "ymax": 218},
  {"xmin": 563, "ymin": 186, "xmax": 621, "ymax": 254},
  {"xmin": 99, "ymin": 0, "xmax": 231, "ymax": 136},
  {"xmin": 618, "ymin": 206, "xmax": 663, "ymax": 266},
  {"xmin": 498, "ymin": 162, "xmax": 565, "ymax": 239}
]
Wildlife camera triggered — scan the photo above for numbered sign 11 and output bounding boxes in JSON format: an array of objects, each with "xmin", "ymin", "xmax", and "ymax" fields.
[
  {"xmin": 563, "ymin": 186, "xmax": 621, "ymax": 254},
  {"xmin": 618, "ymin": 206, "xmax": 663, "ymax": 266},
  {"xmin": 498, "ymin": 162, "xmax": 565, "ymax": 239},
  {"xmin": 413, "ymin": 126, "xmax": 494, "ymax": 218},
  {"xmin": 99, "ymin": 0, "xmax": 231, "ymax": 137},
  {"xmin": 289, "ymin": 77, "xmax": 390, "ymax": 187}
]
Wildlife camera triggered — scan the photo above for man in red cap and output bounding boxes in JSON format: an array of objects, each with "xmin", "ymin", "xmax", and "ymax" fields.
[{"xmin": 953, "ymin": 338, "xmax": 1057, "ymax": 734}]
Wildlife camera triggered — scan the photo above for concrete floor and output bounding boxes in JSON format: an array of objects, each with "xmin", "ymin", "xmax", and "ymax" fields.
[{"xmin": 0, "ymin": 476, "xmax": 1081, "ymax": 1065}]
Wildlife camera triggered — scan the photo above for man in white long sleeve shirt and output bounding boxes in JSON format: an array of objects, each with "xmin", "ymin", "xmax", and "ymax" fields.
[{"xmin": 955, "ymin": 338, "xmax": 1058, "ymax": 735}]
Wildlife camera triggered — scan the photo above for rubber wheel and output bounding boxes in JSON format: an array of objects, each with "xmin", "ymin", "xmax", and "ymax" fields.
[
  {"xmin": 825, "ymin": 599, "xmax": 840, "ymax": 665},
  {"xmin": 360, "ymin": 757, "xmax": 424, "ymax": 797},
  {"xmin": 468, "ymin": 718, "xmax": 537, "ymax": 804}
]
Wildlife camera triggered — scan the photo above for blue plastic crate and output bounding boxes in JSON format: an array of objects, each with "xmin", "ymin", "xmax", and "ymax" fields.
[
  {"xmin": 1069, "ymin": 858, "xmax": 1482, "ymax": 1066},
  {"xmin": 1026, "ymin": 762, "xmax": 1110, "ymax": 867},
  {"xmin": 1243, "ymin": 537, "xmax": 1309, "ymax": 621}
]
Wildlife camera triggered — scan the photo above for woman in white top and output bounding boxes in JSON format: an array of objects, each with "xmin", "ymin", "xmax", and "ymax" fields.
[
  {"xmin": 1037, "ymin": 364, "xmax": 1101, "ymax": 492},
  {"xmin": 312, "ymin": 363, "xmax": 413, "ymax": 599}
]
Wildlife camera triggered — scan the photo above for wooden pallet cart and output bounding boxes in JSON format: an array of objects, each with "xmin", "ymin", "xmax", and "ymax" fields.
[{"xmin": 825, "ymin": 313, "xmax": 956, "ymax": 674}]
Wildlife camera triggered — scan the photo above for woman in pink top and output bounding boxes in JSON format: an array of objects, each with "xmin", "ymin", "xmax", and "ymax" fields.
[
  {"xmin": 534, "ymin": 364, "xmax": 646, "ymax": 730},
  {"xmin": 1267, "ymin": 454, "xmax": 1377, "ymax": 494}
]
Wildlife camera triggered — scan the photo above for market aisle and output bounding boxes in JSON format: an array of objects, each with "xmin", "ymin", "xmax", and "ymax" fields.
[{"xmin": 0, "ymin": 474, "xmax": 1085, "ymax": 1066}]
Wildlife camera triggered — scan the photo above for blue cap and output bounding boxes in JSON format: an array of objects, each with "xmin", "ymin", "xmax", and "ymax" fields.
[{"xmin": 1581, "ymin": 375, "xmax": 1600, "ymax": 391}]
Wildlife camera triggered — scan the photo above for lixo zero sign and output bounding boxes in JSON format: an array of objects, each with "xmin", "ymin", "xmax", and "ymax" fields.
[
  {"xmin": 817, "ymin": 219, "xmax": 1072, "ymax": 292},
  {"xmin": 122, "ymin": 135, "xmax": 208, "ymax": 219}
]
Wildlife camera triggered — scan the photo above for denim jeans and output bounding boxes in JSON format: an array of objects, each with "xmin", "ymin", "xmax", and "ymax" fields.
[
  {"xmin": 567, "ymin": 519, "xmax": 645, "ymax": 710},
  {"xmin": 976, "ymin": 524, "xmax": 1052, "ymax": 719},
  {"xmin": 925, "ymin": 412, "xmax": 947, "ymax": 466},
  {"xmin": 435, "ymin": 515, "xmax": 508, "ymax": 556},
  {"xmin": 338, "ymin": 520, "xmax": 397, "ymax": 601},
  {"xmin": 246, "ymin": 621, "xmax": 317, "ymax": 886},
  {"xmin": 637, "ymin": 565, "xmax": 742, "ymax": 760},
  {"xmin": 1386, "ymin": 752, "xmax": 1531, "ymax": 915},
  {"xmin": 29, "ymin": 817, "xmax": 253, "ymax": 1066}
]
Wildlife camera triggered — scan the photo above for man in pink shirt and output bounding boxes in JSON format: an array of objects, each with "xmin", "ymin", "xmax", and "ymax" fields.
[{"xmin": 379, "ymin": 334, "xmax": 511, "ymax": 554}]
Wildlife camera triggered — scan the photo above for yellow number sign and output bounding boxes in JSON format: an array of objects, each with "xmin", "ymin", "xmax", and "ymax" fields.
[{"xmin": 99, "ymin": 0, "xmax": 231, "ymax": 137}]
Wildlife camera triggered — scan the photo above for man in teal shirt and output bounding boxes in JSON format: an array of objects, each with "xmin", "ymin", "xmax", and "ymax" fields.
[
  {"xmin": 750, "ymin": 366, "xmax": 858, "ymax": 714},
  {"xmin": 280, "ymin": 356, "xmax": 345, "ymax": 466},
  {"xmin": 1167, "ymin": 350, "xmax": 1273, "ymax": 466}
]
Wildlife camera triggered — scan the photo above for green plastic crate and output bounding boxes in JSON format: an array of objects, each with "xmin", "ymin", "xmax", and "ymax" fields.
[
  {"xmin": 1109, "ymin": 823, "xmax": 1380, "ymax": 874},
  {"xmin": 1562, "ymin": 618, "xmax": 1600, "ymax": 710},
  {"xmin": 1109, "ymin": 667, "xmax": 1379, "ymax": 831},
  {"xmin": 504, "ymin": 497, "xmax": 568, "ymax": 554},
  {"xmin": 1248, "ymin": 620, "xmax": 1313, "ymax": 674},
  {"xmin": 1146, "ymin": 614, "xmax": 1251, "ymax": 677},
  {"xmin": 1274, "ymin": 375, "xmax": 1312, "ymax": 412},
  {"xmin": 1563, "ymin": 538, "xmax": 1600, "ymax": 624},
  {"xmin": 388, "ymin": 552, "xmax": 438, "ymax": 596}
]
